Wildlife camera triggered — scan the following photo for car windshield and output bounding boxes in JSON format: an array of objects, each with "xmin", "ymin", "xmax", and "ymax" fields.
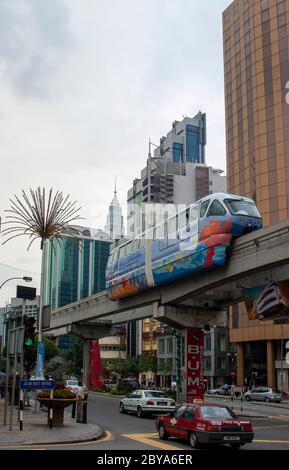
[
  {"xmin": 225, "ymin": 199, "xmax": 261, "ymax": 218},
  {"xmin": 144, "ymin": 392, "xmax": 168, "ymax": 398},
  {"xmin": 67, "ymin": 381, "xmax": 77, "ymax": 386},
  {"xmin": 273, "ymin": 389, "xmax": 281, "ymax": 394},
  {"xmin": 200, "ymin": 406, "xmax": 237, "ymax": 419}
]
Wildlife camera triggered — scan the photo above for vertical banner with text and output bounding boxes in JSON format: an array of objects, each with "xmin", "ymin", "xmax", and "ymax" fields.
[
  {"xmin": 186, "ymin": 328, "xmax": 204, "ymax": 402},
  {"xmin": 36, "ymin": 341, "xmax": 45, "ymax": 379}
]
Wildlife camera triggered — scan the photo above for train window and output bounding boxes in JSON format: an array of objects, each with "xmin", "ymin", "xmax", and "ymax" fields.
[
  {"xmin": 132, "ymin": 239, "xmax": 139, "ymax": 251},
  {"xmin": 224, "ymin": 199, "xmax": 261, "ymax": 217},
  {"xmin": 154, "ymin": 224, "xmax": 164, "ymax": 240},
  {"xmin": 178, "ymin": 211, "xmax": 186, "ymax": 228},
  {"xmin": 200, "ymin": 200, "xmax": 210, "ymax": 218},
  {"xmin": 119, "ymin": 245, "xmax": 126, "ymax": 258},
  {"xmin": 190, "ymin": 205, "xmax": 198, "ymax": 222},
  {"xmin": 207, "ymin": 200, "xmax": 226, "ymax": 217},
  {"xmin": 168, "ymin": 217, "xmax": 177, "ymax": 234},
  {"xmin": 139, "ymin": 236, "xmax": 145, "ymax": 249},
  {"xmin": 126, "ymin": 242, "xmax": 132, "ymax": 255},
  {"xmin": 113, "ymin": 251, "xmax": 118, "ymax": 262}
]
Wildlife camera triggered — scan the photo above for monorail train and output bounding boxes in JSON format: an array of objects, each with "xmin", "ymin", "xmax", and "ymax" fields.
[{"xmin": 105, "ymin": 193, "xmax": 263, "ymax": 300}]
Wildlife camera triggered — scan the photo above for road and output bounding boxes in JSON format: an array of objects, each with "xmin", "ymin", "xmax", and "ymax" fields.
[{"xmin": 11, "ymin": 393, "xmax": 289, "ymax": 451}]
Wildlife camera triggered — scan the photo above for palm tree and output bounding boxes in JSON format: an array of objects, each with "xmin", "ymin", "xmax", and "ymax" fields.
[{"xmin": 2, "ymin": 187, "xmax": 83, "ymax": 377}]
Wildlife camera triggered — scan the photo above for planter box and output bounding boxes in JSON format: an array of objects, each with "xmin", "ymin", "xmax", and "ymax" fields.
[{"xmin": 37, "ymin": 398, "xmax": 76, "ymax": 427}]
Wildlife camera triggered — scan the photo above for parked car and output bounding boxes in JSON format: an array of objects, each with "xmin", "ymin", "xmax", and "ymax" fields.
[
  {"xmin": 155, "ymin": 403, "xmax": 254, "ymax": 449},
  {"xmin": 207, "ymin": 385, "xmax": 232, "ymax": 395},
  {"xmin": 119, "ymin": 378, "xmax": 140, "ymax": 390},
  {"xmin": 244, "ymin": 387, "xmax": 282, "ymax": 403},
  {"xmin": 119, "ymin": 390, "xmax": 176, "ymax": 417}
]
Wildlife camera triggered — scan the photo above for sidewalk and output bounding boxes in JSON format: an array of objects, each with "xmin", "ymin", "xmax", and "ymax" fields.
[
  {"xmin": 0, "ymin": 398, "xmax": 104, "ymax": 447},
  {"xmin": 205, "ymin": 393, "xmax": 289, "ymax": 410}
]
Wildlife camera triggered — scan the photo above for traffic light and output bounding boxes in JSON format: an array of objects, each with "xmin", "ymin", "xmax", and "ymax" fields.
[{"xmin": 24, "ymin": 315, "xmax": 36, "ymax": 347}]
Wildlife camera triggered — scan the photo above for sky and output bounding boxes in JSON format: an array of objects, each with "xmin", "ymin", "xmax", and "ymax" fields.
[{"xmin": 0, "ymin": 0, "xmax": 231, "ymax": 306}]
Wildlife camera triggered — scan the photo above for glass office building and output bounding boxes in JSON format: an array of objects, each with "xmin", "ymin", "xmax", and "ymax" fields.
[{"xmin": 43, "ymin": 226, "xmax": 111, "ymax": 311}]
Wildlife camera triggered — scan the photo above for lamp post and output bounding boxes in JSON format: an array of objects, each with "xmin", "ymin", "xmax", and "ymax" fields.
[{"xmin": 0, "ymin": 276, "xmax": 33, "ymax": 427}]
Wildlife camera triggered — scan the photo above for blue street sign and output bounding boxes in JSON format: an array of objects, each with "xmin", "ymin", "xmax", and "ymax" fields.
[
  {"xmin": 36, "ymin": 340, "xmax": 45, "ymax": 379},
  {"xmin": 19, "ymin": 379, "xmax": 55, "ymax": 390}
]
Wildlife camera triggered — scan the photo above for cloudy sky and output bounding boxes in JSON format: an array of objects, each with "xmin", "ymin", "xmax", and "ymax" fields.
[{"xmin": 0, "ymin": 0, "xmax": 231, "ymax": 306}]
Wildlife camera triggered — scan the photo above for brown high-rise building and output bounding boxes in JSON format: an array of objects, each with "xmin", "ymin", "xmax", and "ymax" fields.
[{"xmin": 223, "ymin": 0, "xmax": 289, "ymax": 392}]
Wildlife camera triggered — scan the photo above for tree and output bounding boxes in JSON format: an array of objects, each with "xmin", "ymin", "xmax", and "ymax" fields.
[
  {"xmin": 24, "ymin": 336, "xmax": 59, "ymax": 375},
  {"xmin": 58, "ymin": 336, "xmax": 84, "ymax": 378},
  {"xmin": 2, "ymin": 187, "xmax": 82, "ymax": 377}
]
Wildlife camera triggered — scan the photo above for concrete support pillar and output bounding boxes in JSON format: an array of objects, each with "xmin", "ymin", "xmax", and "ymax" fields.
[
  {"xmin": 236, "ymin": 343, "xmax": 244, "ymax": 386},
  {"xmin": 267, "ymin": 340, "xmax": 276, "ymax": 389},
  {"xmin": 82, "ymin": 339, "xmax": 90, "ymax": 387}
]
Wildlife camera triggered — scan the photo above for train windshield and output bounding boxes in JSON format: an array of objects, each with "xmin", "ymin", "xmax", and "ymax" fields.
[{"xmin": 225, "ymin": 199, "xmax": 261, "ymax": 218}]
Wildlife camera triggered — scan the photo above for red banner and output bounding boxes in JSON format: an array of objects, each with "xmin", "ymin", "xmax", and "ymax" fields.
[{"xmin": 186, "ymin": 328, "xmax": 204, "ymax": 402}]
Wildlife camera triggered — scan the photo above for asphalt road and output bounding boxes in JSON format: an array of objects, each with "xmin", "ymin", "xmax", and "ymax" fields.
[{"xmin": 13, "ymin": 393, "xmax": 289, "ymax": 451}]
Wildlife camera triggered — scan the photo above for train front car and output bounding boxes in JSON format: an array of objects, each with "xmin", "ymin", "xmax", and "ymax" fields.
[{"xmin": 198, "ymin": 193, "xmax": 263, "ymax": 242}]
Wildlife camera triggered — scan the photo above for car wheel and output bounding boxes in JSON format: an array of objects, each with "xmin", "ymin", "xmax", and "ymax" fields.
[
  {"xmin": 245, "ymin": 396, "xmax": 250, "ymax": 401},
  {"xmin": 158, "ymin": 424, "xmax": 168, "ymax": 440},
  {"xmin": 230, "ymin": 444, "xmax": 241, "ymax": 450},
  {"xmin": 137, "ymin": 406, "xmax": 144, "ymax": 418},
  {"xmin": 189, "ymin": 432, "xmax": 200, "ymax": 449},
  {"xmin": 119, "ymin": 402, "xmax": 126, "ymax": 414},
  {"xmin": 265, "ymin": 397, "xmax": 270, "ymax": 403}
]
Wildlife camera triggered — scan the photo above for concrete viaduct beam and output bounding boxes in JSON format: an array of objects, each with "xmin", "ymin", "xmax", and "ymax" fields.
[
  {"xmin": 153, "ymin": 305, "xmax": 225, "ymax": 328},
  {"xmin": 66, "ymin": 322, "xmax": 116, "ymax": 340}
]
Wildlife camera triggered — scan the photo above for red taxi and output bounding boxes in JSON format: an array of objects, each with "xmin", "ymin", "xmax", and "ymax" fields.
[{"xmin": 155, "ymin": 403, "xmax": 254, "ymax": 449}]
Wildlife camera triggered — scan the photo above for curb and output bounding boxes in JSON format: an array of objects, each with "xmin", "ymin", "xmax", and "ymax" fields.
[
  {"xmin": 0, "ymin": 425, "xmax": 105, "ymax": 447},
  {"xmin": 90, "ymin": 391, "xmax": 125, "ymax": 398}
]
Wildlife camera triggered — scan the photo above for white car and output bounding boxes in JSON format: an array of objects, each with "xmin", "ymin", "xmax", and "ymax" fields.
[
  {"xmin": 64, "ymin": 380, "xmax": 79, "ymax": 393},
  {"xmin": 119, "ymin": 390, "xmax": 176, "ymax": 418}
]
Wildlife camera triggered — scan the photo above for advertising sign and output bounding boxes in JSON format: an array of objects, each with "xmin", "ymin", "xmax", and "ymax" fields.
[
  {"xmin": 243, "ymin": 280, "xmax": 289, "ymax": 321},
  {"xmin": 186, "ymin": 328, "xmax": 204, "ymax": 402},
  {"xmin": 35, "ymin": 341, "xmax": 45, "ymax": 379}
]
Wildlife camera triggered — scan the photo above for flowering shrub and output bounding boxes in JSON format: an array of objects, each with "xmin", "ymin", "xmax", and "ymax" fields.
[{"xmin": 37, "ymin": 389, "xmax": 76, "ymax": 399}]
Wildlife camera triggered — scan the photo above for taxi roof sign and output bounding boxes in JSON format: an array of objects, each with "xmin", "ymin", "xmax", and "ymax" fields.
[{"xmin": 193, "ymin": 398, "xmax": 204, "ymax": 404}]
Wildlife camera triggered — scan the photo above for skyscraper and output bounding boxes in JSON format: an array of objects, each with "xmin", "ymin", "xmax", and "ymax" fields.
[
  {"xmin": 104, "ymin": 183, "xmax": 125, "ymax": 241},
  {"xmin": 224, "ymin": 0, "xmax": 289, "ymax": 226},
  {"xmin": 223, "ymin": 0, "xmax": 289, "ymax": 392}
]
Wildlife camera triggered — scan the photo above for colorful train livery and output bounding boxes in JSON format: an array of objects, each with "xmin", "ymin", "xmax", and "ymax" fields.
[{"xmin": 105, "ymin": 193, "xmax": 263, "ymax": 299}]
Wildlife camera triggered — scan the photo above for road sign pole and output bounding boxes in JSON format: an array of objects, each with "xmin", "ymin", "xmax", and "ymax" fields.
[
  {"xmin": 9, "ymin": 329, "xmax": 18, "ymax": 431},
  {"xmin": 49, "ymin": 389, "xmax": 53, "ymax": 429},
  {"xmin": 19, "ymin": 390, "xmax": 23, "ymax": 431},
  {"xmin": 3, "ymin": 323, "xmax": 11, "ymax": 426}
]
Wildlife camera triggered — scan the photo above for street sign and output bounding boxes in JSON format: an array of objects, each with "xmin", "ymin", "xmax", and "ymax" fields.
[
  {"xmin": 16, "ymin": 285, "xmax": 36, "ymax": 300},
  {"xmin": 19, "ymin": 379, "xmax": 55, "ymax": 390}
]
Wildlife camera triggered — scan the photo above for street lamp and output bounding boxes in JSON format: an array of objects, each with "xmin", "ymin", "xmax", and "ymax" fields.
[{"xmin": 0, "ymin": 276, "xmax": 32, "ymax": 291}]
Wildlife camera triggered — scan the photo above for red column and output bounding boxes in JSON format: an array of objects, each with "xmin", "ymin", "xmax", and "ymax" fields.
[{"xmin": 89, "ymin": 340, "xmax": 104, "ymax": 389}]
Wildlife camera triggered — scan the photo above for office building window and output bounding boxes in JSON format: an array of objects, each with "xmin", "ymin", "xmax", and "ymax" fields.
[
  {"xmin": 205, "ymin": 357, "xmax": 212, "ymax": 370},
  {"xmin": 186, "ymin": 125, "xmax": 201, "ymax": 163},
  {"xmin": 205, "ymin": 333, "xmax": 211, "ymax": 351},
  {"xmin": 220, "ymin": 335, "xmax": 226, "ymax": 352},
  {"xmin": 173, "ymin": 143, "xmax": 183, "ymax": 163}
]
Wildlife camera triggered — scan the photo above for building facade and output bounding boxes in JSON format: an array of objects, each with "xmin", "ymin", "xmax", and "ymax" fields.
[
  {"xmin": 43, "ymin": 226, "xmax": 111, "ymax": 311},
  {"xmin": 127, "ymin": 113, "xmax": 226, "ymax": 237},
  {"xmin": 223, "ymin": 0, "xmax": 289, "ymax": 392}
]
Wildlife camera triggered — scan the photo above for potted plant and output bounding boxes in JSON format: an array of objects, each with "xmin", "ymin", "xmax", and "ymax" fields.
[{"xmin": 37, "ymin": 383, "xmax": 76, "ymax": 427}]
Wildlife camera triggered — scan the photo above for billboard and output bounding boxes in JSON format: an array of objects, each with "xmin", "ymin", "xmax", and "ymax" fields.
[
  {"xmin": 186, "ymin": 328, "xmax": 204, "ymax": 402},
  {"xmin": 243, "ymin": 280, "xmax": 289, "ymax": 321}
]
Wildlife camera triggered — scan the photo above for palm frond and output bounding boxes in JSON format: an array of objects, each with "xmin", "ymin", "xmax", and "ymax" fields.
[{"xmin": 2, "ymin": 188, "xmax": 83, "ymax": 250}]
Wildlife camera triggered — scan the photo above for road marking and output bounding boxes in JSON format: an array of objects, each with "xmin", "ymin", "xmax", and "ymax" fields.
[
  {"xmin": 254, "ymin": 439, "xmax": 289, "ymax": 444},
  {"xmin": 0, "ymin": 430, "xmax": 112, "ymax": 449},
  {"xmin": 254, "ymin": 424, "xmax": 289, "ymax": 430},
  {"xmin": 123, "ymin": 433, "xmax": 182, "ymax": 450}
]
